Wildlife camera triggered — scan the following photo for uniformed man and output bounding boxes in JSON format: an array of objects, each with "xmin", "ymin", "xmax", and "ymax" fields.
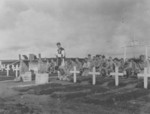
[{"xmin": 56, "ymin": 42, "xmax": 66, "ymax": 69}]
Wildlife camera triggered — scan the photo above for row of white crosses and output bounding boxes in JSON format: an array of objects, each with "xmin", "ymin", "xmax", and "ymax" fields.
[
  {"xmin": 70, "ymin": 66, "xmax": 100, "ymax": 85},
  {"xmin": 70, "ymin": 66, "xmax": 150, "ymax": 89},
  {"xmin": 70, "ymin": 66, "xmax": 124, "ymax": 86},
  {"xmin": 1, "ymin": 64, "xmax": 20, "ymax": 77}
]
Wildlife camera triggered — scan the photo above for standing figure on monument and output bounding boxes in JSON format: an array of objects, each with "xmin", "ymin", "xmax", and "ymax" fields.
[
  {"xmin": 56, "ymin": 42, "xmax": 66, "ymax": 79},
  {"xmin": 56, "ymin": 42, "xmax": 66, "ymax": 68}
]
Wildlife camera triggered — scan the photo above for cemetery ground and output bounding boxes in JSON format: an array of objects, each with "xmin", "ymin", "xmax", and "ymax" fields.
[{"xmin": 0, "ymin": 76, "xmax": 150, "ymax": 114}]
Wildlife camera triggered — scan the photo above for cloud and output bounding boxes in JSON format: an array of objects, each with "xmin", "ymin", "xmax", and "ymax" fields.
[{"xmin": 0, "ymin": 0, "xmax": 150, "ymax": 59}]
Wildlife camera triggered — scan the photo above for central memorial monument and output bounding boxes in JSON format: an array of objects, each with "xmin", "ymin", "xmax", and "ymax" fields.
[{"xmin": 19, "ymin": 53, "xmax": 49, "ymax": 84}]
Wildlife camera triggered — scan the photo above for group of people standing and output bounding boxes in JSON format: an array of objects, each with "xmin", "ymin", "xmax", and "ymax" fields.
[{"xmin": 48, "ymin": 42, "xmax": 150, "ymax": 80}]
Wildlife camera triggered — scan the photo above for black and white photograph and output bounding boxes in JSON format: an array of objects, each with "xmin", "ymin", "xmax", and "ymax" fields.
[{"xmin": 0, "ymin": 0, "xmax": 150, "ymax": 114}]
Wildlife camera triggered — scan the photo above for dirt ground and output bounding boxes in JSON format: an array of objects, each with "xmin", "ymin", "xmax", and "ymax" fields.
[{"xmin": 0, "ymin": 76, "xmax": 150, "ymax": 114}]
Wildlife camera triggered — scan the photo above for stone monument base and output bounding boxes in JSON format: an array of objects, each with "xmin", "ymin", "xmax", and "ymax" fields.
[{"xmin": 36, "ymin": 73, "xmax": 49, "ymax": 84}]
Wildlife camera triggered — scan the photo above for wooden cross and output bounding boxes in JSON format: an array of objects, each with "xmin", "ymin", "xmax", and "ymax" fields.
[
  {"xmin": 70, "ymin": 66, "xmax": 80, "ymax": 83},
  {"xmin": 6, "ymin": 65, "xmax": 10, "ymax": 77},
  {"xmin": 110, "ymin": 66, "xmax": 124, "ymax": 86},
  {"xmin": 14, "ymin": 65, "xmax": 19, "ymax": 78},
  {"xmin": 89, "ymin": 67, "xmax": 100, "ymax": 85},
  {"xmin": 138, "ymin": 67, "xmax": 150, "ymax": 89}
]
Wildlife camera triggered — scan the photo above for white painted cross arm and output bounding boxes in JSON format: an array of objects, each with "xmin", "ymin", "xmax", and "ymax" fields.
[
  {"xmin": 89, "ymin": 67, "xmax": 100, "ymax": 85},
  {"xmin": 70, "ymin": 66, "xmax": 80, "ymax": 83},
  {"xmin": 110, "ymin": 66, "xmax": 124, "ymax": 86}
]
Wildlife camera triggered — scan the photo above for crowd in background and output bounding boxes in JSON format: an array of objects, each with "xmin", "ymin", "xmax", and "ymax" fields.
[{"xmin": 47, "ymin": 54, "xmax": 149, "ymax": 78}]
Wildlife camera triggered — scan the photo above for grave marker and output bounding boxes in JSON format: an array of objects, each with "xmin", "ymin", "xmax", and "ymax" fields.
[
  {"xmin": 6, "ymin": 65, "xmax": 10, "ymax": 76},
  {"xmin": 22, "ymin": 72, "xmax": 32, "ymax": 82},
  {"xmin": 138, "ymin": 67, "xmax": 150, "ymax": 89},
  {"xmin": 58, "ymin": 71, "xmax": 61, "ymax": 80},
  {"xmin": 110, "ymin": 66, "xmax": 124, "ymax": 86},
  {"xmin": 70, "ymin": 66, "xmax": 80, "ymax": 83},
  {"xmin": 0, "ymin": 64, "xmax": 4, "ymax": 71},
  {"xmin": 12, "ymin": 65, "xmax": 15, "ymax": 71},
  {"xmin": 35, "ymin": 73, "xmax": 49, "ymax": 84},
  {"xmin": 14, "ymin": 65, "xmax": 19, "ymax": 78},
  {"xmin": 1, "ymin": 64, "xmax": 5, "ymax": 71},
  {"xmin": 89, "ymin": 67, "xmax": 100, "ymax": 85},
  {"xmin": 29, "ymin": 62, "xmax": 38, "ymax": 73}
]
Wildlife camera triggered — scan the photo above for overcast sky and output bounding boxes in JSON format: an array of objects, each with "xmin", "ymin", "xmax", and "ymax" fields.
[{"xmin": 0, "ymin": 0, "xmax": 150, "ymax": 59}]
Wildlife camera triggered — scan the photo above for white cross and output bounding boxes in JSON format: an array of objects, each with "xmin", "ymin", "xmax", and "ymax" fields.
[
  {"xmin": 138, "ymin": 67, "xmax": 150, "ymax": 89},
  {"xmin": 12, "ymin": 65, "xmax": 15, "ymax": 71},
  {"xmin": 1, "ymin": 64, "xmax": 5, "ymax": 71},
  {"xmin": 110, "ymin": 66, "xmax": 124, "ymax": 86},
  {"xmin": 0, "ymin": 64, "xmax": 3, "ymax": 71},
  {"xmin": 89, "ymin": 67, "xmax": 100, "ymax": 85},
  {"xmin": 6, "ymin": 65, "xmax": 10, "ymax": 77},
  {"xmin": 14, "ymin": 65, "xmax": 20, "ymax": 78},
  {"xmin": 70, "ymin": 66, "xmax": 80, "ymax": 83}
]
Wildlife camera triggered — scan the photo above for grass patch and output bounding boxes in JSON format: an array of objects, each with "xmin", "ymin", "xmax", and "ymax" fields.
[
  {"xmin": 37, "ymin": 84, "xmax": 108, "ymax": 95},
  {"xmin": 15, "ymin": 83, "xmax": 63, "ymax": 93},
  {"xmin": 0, "ymin": 103, "xmax": 41, "ymax": 114},
  {"xmin": 135, "ymin": 80, "xmax": 150, "ymax": 89},
  {"xmin": 0, "ymin": 76, "xmax": 15, "ymax": 81},
  {"xmin": 83, "ymin": 89, "xmax": 149, "ymax": 105},
  {"xmin": 107, "ymin": 78, "xmax": 139, "ymax": 88},
  {"xmin": 50, "ymin": 86, "xmax": 108, "ymax": 100},
  {"xmin": 74, "ymin": 89, "xmax": 149, "ymax": 114}
]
